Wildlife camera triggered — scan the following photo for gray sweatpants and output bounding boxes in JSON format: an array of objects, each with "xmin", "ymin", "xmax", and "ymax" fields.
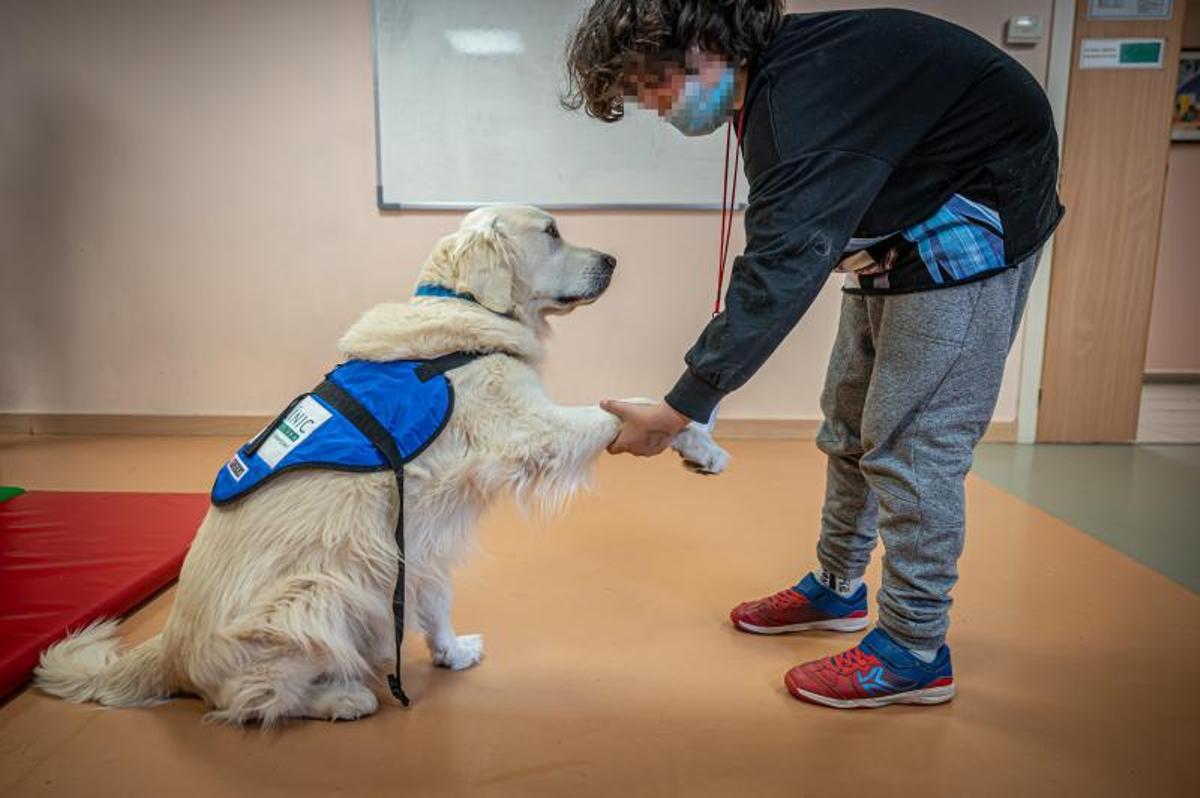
[{"xmin": 815, "ymin": 252, "xmax": 1041, "ymax": 650}]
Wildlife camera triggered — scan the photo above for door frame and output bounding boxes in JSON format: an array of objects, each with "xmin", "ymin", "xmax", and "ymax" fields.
[{"xmin": 1016, "ymin": 0, "xmax": 1077, "ymax": 444}]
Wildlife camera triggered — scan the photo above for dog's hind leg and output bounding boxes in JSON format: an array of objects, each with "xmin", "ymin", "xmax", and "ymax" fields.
[
  {"xmin": 303, "ymin": 677, "xmax": 379, "ymax": 721},
  {"xmin": 413, "ymin": 573, "xmax": 484, "ymax": 671},
  {"xmin": 208, "ymin": 574, "xmax": 383, "ymax": 725},
  {"xmin": 206, "ymin": 651, "xmax": 325, "ymax": 727},
  {"xmin": 211, "ymin": 654, "xmax": 381, "ymax": 725}
]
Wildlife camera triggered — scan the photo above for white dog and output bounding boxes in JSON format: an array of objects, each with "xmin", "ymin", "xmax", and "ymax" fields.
[{"xmin": 35, "ymin": 205, "xmax": 728, "ymax": 725}]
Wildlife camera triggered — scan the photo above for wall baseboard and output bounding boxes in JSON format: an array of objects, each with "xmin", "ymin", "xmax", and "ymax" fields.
[
  {"xmin": 0, "ymin": 414, "xmax": 272, "ymax": 437},
  {"xmin": 715, "ymin": 418, "xmax": 1016, "ymax": 443},
  {"xmin": 0, "ymin": 413, "xmax": 1018, "ymax": 443},
  {"xmin": 1143, "ymin": 370, "xmax": 1200, "ymax": 384},
  {"xmin": 984, "ymin": 421, "xmax": 1018, "ymax": 443},
  {"xmin": 712, "ymin": 418, "xmax": 822, "ymax": 440}
]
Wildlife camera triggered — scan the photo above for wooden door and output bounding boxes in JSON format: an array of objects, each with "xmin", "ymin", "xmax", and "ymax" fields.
[{"xmin": 1038, "ymin": 1, "xmax": 1186, "ymax": 442}]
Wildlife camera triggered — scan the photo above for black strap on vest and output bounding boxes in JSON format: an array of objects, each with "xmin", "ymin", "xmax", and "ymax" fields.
[
  {"xmin": 308, "ymin": 351, "xmax": 490, "ymax": 706},
  {"xmin": 310, "ymin": 378, "xmax": 411, "ymax": 705},
  {"xmin": 415, "ymin": 351, "xmax": 491, "ymax": 382}
]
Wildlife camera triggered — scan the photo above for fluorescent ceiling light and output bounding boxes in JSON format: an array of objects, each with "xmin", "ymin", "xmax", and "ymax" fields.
[{"xmin": 445, "ymin": 28, "xmax": 525, "ymax": 56}]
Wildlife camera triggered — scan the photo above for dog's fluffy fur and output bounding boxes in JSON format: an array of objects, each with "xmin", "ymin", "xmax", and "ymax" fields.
[{"xmin": 34, "ymin": 206, "xmax": 728, "ymax": 725}]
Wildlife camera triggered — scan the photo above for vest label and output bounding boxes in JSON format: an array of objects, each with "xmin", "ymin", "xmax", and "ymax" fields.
[
  {"xmin": 226, "ymin": 453, "xmax": 248, "ymax": 481},
  {"xmin": 257, "ymin": 395, "xmax": 332, "ymax": 468}
]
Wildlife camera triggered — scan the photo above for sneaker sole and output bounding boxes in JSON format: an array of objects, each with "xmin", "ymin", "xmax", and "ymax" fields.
[
  {"xmin": 788, "ymin": 682, "xmax": 956, "ymax": 709},
  {"xmin": 733, "ymin": 616, "xmax": 869, "ymax": 635}
]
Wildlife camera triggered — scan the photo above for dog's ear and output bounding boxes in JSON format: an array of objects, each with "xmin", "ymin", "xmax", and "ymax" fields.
[{"xmin": 448, "ymin": 218, "xmax": 517, "ymax": 316}]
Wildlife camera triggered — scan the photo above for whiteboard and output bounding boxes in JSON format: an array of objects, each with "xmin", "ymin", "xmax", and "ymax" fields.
[{"xmin": 372, "ymin": 0, "xmax": 749, "ymax": 209}]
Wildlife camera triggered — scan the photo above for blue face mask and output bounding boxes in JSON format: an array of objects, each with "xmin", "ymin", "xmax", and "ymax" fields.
[{"xmin": 667, "ymin": 65, "xmax": 737, "ymax": 137}]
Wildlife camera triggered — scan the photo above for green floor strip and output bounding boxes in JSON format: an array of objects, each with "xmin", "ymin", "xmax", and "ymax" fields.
[{"xmin": 973, "ymin": 444, "xmax": 1200, "ymax": 593}]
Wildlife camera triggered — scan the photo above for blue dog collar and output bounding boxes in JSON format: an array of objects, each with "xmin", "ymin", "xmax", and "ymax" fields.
[
  {"xmin": 414, "ymin": 283, "xmax": 475, "ymax": 302},
  {"xmin": 414, "ymin": 283, "xmax": 515, "ymax": 320}
]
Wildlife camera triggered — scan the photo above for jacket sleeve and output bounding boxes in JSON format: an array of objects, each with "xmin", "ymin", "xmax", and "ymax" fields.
[{"xmin": 664, "ymin": 150, "xmax": 895, "ymax": 422}]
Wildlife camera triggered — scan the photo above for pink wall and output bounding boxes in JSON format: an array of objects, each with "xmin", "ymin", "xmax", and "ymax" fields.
[
  {"xmin": 1145, "ymin": 1, "xmax": 1200, "ymax": 374},
  {"xmin": 0, "ymin": 0, "xmax": 1052, "ymax": 419}
]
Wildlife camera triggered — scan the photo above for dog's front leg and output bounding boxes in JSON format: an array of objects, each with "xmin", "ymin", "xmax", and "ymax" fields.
[
  {"xmin": 413, "ymin": 575, "xmax": 483, "ymax": 671},
  {"xmin": 540, "ymin": 404, "xmax": 621, "ymax": 469},
  {"xmin": 562, "ymin": 405, "xmax": 622, "ymax": 449},
  {"xmin": 505, "ymin": 405, "xmax": 621, "ymax": 511},
  {"xmin": 669, "ymin": 422, "xmax": 730, "ymax": 475}
]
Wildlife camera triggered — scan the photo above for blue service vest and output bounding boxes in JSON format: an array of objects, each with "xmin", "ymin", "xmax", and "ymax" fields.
[
  {"xmin": 207, "ymin": 341, "xmax": 490, "ymax": 707},
  {"xmin": 211, "ymin": 357, "xmax": 470, "ymax": 506}
]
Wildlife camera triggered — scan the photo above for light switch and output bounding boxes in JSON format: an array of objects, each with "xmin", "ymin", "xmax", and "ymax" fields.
[{"xmin": 1006, "ymin": 15, "xmax": 1044, "ymax": 45}]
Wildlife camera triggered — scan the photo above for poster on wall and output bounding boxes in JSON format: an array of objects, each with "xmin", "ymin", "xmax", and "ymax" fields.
[
  {"xmin": 1174, "ymin": 51, "xmax": 1200, "ymax": 141},
  {"xmin": 1087, "ymin": 0, "xmax": 1173, "ymax": 18}
]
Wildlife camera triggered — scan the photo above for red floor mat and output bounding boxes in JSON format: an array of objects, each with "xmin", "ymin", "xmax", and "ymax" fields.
[{"xmin": 0, "ymin": 491, "xmax": 208, "ymax": 698}]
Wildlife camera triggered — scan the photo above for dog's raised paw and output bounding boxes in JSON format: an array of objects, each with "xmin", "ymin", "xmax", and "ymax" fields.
[
  {"xmin": 434, "ymin": 634, "xmax": 485, "ymax": 671},
  {"xmin": 671, "ymin": 424, "xmax": 730, "ymax": 475}
]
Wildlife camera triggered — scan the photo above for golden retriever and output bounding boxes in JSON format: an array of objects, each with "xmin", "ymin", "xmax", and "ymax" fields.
[{"xmin": 35, "ymin": 205, "xmax": 728, "ymax": 725}]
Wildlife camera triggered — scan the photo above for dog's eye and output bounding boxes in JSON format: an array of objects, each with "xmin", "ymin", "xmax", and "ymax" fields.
[{"xmin": 544, "ymin": 224, "xmax": 560, "ymax": 240}]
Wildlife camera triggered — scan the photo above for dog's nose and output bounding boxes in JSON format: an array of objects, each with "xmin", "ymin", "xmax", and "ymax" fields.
[{"xmin": 601, "ymin": 254, "xmax": 617, "ymax": 271}]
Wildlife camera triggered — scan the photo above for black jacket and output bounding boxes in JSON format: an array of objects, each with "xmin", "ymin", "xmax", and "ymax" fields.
[{"xmin": 664, "ymin": 10, "xmax": 1064, "ymax": 422}]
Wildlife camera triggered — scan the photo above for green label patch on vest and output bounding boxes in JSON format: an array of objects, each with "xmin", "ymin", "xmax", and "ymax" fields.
[{"xmin": 257, "ymin": 396, "xmax": 332, "ymax": 468}]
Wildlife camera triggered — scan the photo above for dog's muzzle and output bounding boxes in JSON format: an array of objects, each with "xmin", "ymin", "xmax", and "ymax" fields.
[{"xmin": 556, "ymin": 253, "xmax": 616, "ymax": 306}]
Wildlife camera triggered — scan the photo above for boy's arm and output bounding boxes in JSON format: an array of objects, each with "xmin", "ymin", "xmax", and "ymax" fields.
[{"xmin": 664, "ymin": 150, "xmax": 894, "ymax": 422}]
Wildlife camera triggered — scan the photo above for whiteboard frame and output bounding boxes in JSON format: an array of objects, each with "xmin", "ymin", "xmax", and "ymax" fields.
[{"xmin": 368, "ymin": 0, "xmax": 748, "ymax": 212}]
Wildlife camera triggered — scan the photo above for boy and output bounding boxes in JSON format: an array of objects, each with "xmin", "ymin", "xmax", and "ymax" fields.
[{"xmin": 564, "ymin": 0, "xmax": 1062, "ymax": 708}]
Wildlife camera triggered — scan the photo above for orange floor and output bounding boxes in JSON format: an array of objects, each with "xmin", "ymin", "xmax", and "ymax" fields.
[{"xmin": 0, "ymin": 434, "xmax": 1197, "ymax": 797}]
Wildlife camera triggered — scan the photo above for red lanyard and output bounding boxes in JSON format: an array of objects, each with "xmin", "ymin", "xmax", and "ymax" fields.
[{"xmin": 714, "ymin": 104, "xmax": 747, "ymax": 317}]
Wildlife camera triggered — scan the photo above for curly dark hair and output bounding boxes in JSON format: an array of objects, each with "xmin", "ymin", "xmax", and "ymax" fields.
[{"xmin": 562, "ymin": 0, "xmax": 785, "ymax": 122}]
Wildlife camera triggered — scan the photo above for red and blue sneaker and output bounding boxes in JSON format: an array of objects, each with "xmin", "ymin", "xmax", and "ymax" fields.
[
  {"xmin": 730, "ymin": 573, "xmax": 869, "ymax": 635},
  {"xmin": 784, "ymin": 627, "xmax": 955, "ymax": 709}
]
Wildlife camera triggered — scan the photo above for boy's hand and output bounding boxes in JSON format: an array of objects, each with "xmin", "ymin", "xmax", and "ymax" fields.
[{"xmin": 600, "ymin": 400, "xmax": 691, "ymax": 457}]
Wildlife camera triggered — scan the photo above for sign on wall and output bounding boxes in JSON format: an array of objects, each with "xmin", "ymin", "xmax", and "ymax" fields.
[
  {"xmin": 1087, "ymin": 0, "xmax": 1173, "ymax": 19},
  {"xmin": 1079, "ymin": 38, "xmax": 1165, "ymax": 69}
]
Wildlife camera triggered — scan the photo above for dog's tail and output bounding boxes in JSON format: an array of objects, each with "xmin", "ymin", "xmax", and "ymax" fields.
[{"xmin": 35, "ymin": 620, "xmax": 172, "ymax": 707}]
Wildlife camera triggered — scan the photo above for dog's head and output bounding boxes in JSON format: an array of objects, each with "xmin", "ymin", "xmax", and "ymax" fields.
[{"xmin": 420, "ymin": 205, "xmax": 616, "ymax": 320}]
